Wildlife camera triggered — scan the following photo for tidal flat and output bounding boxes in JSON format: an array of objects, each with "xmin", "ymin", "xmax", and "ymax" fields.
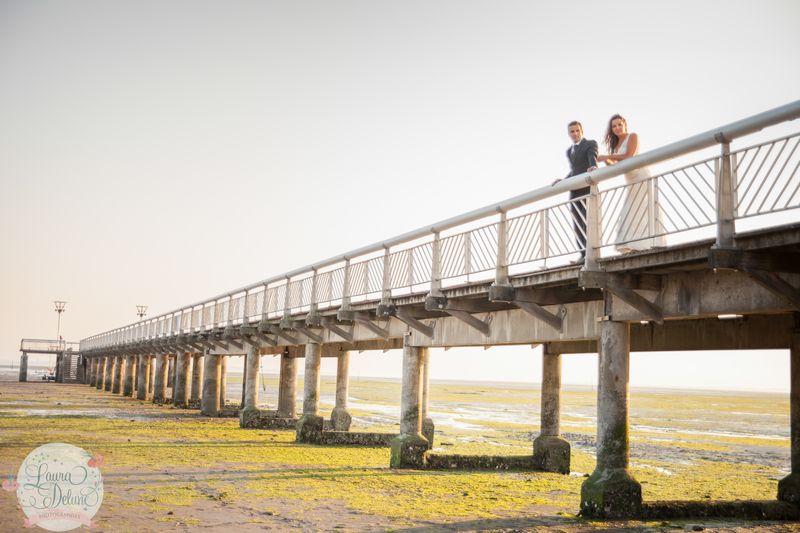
[{"xmin": 0, "ymin": 373, "xmax": 797, "ymax": 532}]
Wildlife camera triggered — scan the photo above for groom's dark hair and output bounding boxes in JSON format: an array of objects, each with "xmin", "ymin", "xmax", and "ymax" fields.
[{"xmin": 567, "ymin": 120, "xmax": 582, "ymax": 130}]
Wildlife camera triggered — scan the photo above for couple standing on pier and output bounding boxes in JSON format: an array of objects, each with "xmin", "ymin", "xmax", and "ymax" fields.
[{"xmin": 553, "ymin": 115, "xmax": 665, "ymax": 262}]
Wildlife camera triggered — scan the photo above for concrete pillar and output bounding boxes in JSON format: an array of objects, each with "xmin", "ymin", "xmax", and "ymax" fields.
[
  {"xmin": 201, "ymin": 352, "xmax": 221, "ymax": 416},
  {"xmin": 77, "ymin": 356, "xmax": 86, "ymax": 384},
  {"xmin": 331, "ymin": 351, "xmax": 352, "ymax": 431},
  {"xmin": 136, "ymin": 355, "xmax": 151, "ymax": 400},
  {"xmin": 581, "ymin": 320, "xmax": 641, "ymax": 518},
  {"xmin": 153, "ymin": 354, "xmax": 169, "ymax": 403},
  {"xmin": 173, "ymin": 352, "xmax": 191, "ymax": 408},
  {"xmin": 779, "ymin": 330, "xmax": 800, "ymax": 503},
  {"xmin": 296, "ymin": 344, "xmax": 323, "ymax": 440},
  {"xmin": 277, "ymin": 354, "xmax": 297, "ymax": 418},
  {"xmin": 55, "ymin": 353, "xmax": 63, "ymax": 383},
  {"xmin": 533, "ymin": 352, "xmax": 571, "ymax": 473},
  {"xmin": 96, "ymin": 357, "xmax": 105, "ymax": 390},
  {"xmin": 112, "ymin": 356, "xmax": 123, "ymax": 394},
  {"xmin": 190, "ymin": 353, "xmax": 203, "ymax": 402},
  {"xmin": 19, "ymin": 353, "xmax": 28, "ymax": 382},
  {"xmin": 218, "ymin": 356, "xmax": 228, "ymax": 408},
  {"xmin": 148, "ymin": 358, "xmax": 155, "ymax": 395},
  {"xmin": 239, "ymin": 346, "xmax": 260, "ymax": 426},
  {"xmin": 123, "ymin": 356, "xmax": 135, "ymax": 397},
  {"xmin": 168, "ymin": 355, "xmax": 175, "ymax": 389},
  {"xmin": 87, "ymin": 358, "xmax": 95, "ymax": 386},
  {"xmin": 93, "ymin": 357, "xmax": 101, "ymax": 387},
  {"xmin": 239, "ymin": 353, "xmax": 246, "ymax": 408},
  {"xmin": 390, "ymin": 340, "xmax": 429, "ymax": 468},
  {"xmin": 421, "ymin": 347, "xmax": 435, "ymax": 447},
  {"xmin": 104, "ymin": 357, "xmax": 113, "ymax": 391}
]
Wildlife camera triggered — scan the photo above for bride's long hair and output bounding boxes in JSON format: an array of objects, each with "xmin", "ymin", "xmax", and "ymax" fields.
[{"xmin": 604, "ymin": 114, "xmax": 627, "ymax": 153}]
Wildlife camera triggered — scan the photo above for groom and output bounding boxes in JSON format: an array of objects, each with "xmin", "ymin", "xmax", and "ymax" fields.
[{"xmin": 553, "ymin": 120, "xmax": 598, "ymax": 262}]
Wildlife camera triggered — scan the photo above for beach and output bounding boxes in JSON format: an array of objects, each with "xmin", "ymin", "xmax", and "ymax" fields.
[{"xmin": 0, "ymin": 369, "xmax": 797, "ymax": 532}]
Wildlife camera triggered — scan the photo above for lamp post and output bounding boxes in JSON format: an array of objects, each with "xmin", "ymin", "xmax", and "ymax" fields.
[
  {"xmin": 136, "ymin": 305, "xmax": 148, "ymax": 321},
  {"xmin": 54, "ymin": 301, "xmax": 66, "ymax": 349}
]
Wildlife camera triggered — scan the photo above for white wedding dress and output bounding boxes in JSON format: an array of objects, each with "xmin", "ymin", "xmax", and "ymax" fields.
[{"xmin": 613, "ymin": 134, "xmax": 665, "ymax": 252}]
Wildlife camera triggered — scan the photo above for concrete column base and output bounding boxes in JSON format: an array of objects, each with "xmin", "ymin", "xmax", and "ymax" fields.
[
  {"xmin": 779, "ymin": 472, "xmax": 800, "ymax": 504},
  {"xmin": 580, "ymin": 467, "xmax": 642, "ymax": 518},
  {"xmin": 239, "ymin": 407, "xmax": 262, "ymax": 428},
  {"xmin": 422, "ymin": 418, "xmax": 435, "ymax": 449},
  {"xmin": 390, "ymin": 434, "xmax": 429, "ymax": 469},
  {"xmin": 296, "ymin": 414, "xmax": 324, "ymax": 442},
  {"xmin": 330, "ymin": 406, "xmax": 352, "ymax": 431},
  {"xmin": 533, "ymin": 435, "xmax": 570, "ymax": 474}
]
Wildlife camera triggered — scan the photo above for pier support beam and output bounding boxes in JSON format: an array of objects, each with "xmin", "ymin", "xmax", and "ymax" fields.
[
  {"xmin": 97, "ymin": 357, "xmax": 106, "ymax": 390},
  {"xmin": 112, "ymin": 356, "xmax": 123, "ymax": 394},
  {"xmin": 581, "ymin": 320, "xmax": 641, "ymax": 518},
  {"xmin": 533, "ymin": 352, "xmax": 570, "ymax": 473},
  {"xmin": 153, "ymin": 354, "xmax": 169, "ymax": 403},
  {"xmin": 168, "ymin": 355, "xmax": 175, "ymax": 389},
  {"xmin": 18, "ymin": 353, "xmax": 28, "ymax": 382},
  {"xmin": 190, "ymin": 353, "xmax": 203, "ymax": 403},
  {"xmin": 779, "ymin": 329, "xmax": 800, "ymax": 503},
  {"xmin": 296, "ymin": 343, "xmax": 323, "ymax": 441},
  {"xmin": 218, "ymin": 356, "xmax": 228, "ymax": 408},
  {"xmin": 173, "ymin": 352, "xmax": 191, "ymax": 408},
  {"xmin": 148, "ymin": 358, "xmax": 155, "ymax": 395},
  {"xmin": 104, "ymin": 356, "xmax": 113, "ymax": 391},
  {"xmin": 239, "ymin": 346, "xmax": 261, "ymax": 426},
  {"xmin": 421, "ymin": 347, "xmax": 435, "ymax": 447},
  {"xmin": 331, "ymin": 351, "xmax": 352, "ymax": 431},
  {"xmin": 201, "ymin": 353, "xmax": 221, "ymax": 416},
  {"xmin": 136, "ymin": 355, "xmax": 151, "ymax": 400},
  {"xmin": 88, "ymin": 358, "xmax": 96, "ymax": 386},
  {"xmin": 390, "ymin": 339, "xmax": 429, "ymax": 468},
  {"xmin": 123, "ymin": 356, "xmax": 135, "ymax": 397},
  {"xmin": 277, "ymin": 354, "xmax": 297, "ymax": 418}
]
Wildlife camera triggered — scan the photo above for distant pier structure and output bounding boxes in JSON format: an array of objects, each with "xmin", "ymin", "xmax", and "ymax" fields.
[
  {"xmin": 41, "ymin": 100, "xmax": 800, "ymax": 517},
  {"xmin": 18, "ymin": 338, "xmax": 83, "ymax": 383}
]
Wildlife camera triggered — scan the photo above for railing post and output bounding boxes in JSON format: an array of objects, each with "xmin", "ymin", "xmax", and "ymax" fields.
[
  {"xmin": 282, "ymin": 278, "xmax": 291, "ymax": 321},
  {"xmin": 341, "ymin": 259, "xmax": 352, "ymax": 310},
  {"xmin": 494, "ymin": 210, "xmax": 509, "ymax": 286},
  {"xmin": 714, "ymin": 138, "xmax": 736, "ymax": 248},
  {"xmin": 381, "ymin": 247, "xmax": 391, "ymax": 305},
  {"xmin": 309, "ymin": 269, "xmax": 319, "ymax": 315},
  {"xmin": 540, "ymin": 210, "xmax": 550, "ymax": 269},
  {"xmin": 430, "ymin": 232, "xmax": 442, "ymax": 297},
  {"xmin": 583, "ymin": 184, "xmax": 600, "ymax": 271}
]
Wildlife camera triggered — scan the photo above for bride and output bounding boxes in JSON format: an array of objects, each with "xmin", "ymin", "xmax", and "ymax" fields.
[{"xmin": 598, "ymin": 114, "xmax": 665, "ymax": 253}]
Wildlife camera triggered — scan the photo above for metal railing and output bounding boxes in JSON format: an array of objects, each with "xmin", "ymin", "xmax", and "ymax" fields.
[
  {"xmin": 81, "ymin": 100, "xmax": 800, "ymax": 352},
  {"xmin": 20, "ymin": 339, "xmax": 81, "ymax": 353}
]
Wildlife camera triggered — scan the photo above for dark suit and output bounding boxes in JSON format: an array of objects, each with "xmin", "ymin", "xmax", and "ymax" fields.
[{"xmin": 566, "ymin": 138, "xmax": 598, "ymax": 257}]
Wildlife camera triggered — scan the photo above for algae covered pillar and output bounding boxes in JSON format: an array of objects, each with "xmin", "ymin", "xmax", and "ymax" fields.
[
  {"xmin": 581, "ymin": 320, "xmax": 641, "ymax": 518},
  {"xmin": 779, "ymin": 329, "xmax": 800, "ymax": 503},
  {"xmin": 533, "ymin": 350, "xmax": 571, "ymax": 473},
  {"xmin": 421, "ymin": 347, "xmax": 435, "ymax": 447},
  {"xmin": 168, "ymin": 355, "xmax": 175, "ymax": 390},
  {"xmin": 277, "ymin": 353, "xmax": 297, "ymax": 418},
  {"xmin": 390, "ymin": 338, "xmax": 428, "ymax": 468},
  {"xmin": 296, "ymin": 343, "xmax": 323, "ymax": 441},
  {"xmin": 201, "ymin": 352, "xmax": 221, "ymax": 416},
  {"xmin": 136, "ymin": 354, "xmax": 151, "ymax": 400},
  {"xmin": 112, "ymin": 356, "xmax": 123, "ymax": 394},
  {"xmin": 218, "ymin": 355, "xmax": 228, "ymax": 408},
  {"xmin": 190, "ymin": 353, "xmax": 203, "ymax": 403},
  {"xmin": 19, "ymin": 352, "xmax": 28, "ymax": 382},
  {"xmin": 96, "ymin": 357, "xmax": 106, "ymax": 390},
  {"xmin": 331, "ymin": 350, "xmax": 352, "ymax": 431},
  {"xmin": 173, "ymin": 352, "xmax": 191, "ymax": 408},
  {"xmin": 148, "ymin": 357, "xmax": 155, "ymax": 395},
  {"xmin": 153, "ymin": 353, "xmax": 169, "ymax": 403},
  {"xmin": 123, "ymin": 355, "xmax": 135, "ymax": 397},
  {"xmin": 239, "ymin": 345, "xmax": 261, "ymax": 426},
  {"xmin": 88, "ymin": 357, "xmax": 96, "ymax": 386},
  {"xmin": 104, "ymin": 356, "xmax": 113, "ymax": 391}
]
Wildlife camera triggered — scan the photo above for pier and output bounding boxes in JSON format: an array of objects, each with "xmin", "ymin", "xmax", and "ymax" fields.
[{"xmin": 29, "ymin": 100, "xmax": 800, "ymax": 518}]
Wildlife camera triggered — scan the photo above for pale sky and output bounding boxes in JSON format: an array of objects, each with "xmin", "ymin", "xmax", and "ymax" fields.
[{"xmin": 1, "ymin": 0, "xmax": 798, "ymax": 391}]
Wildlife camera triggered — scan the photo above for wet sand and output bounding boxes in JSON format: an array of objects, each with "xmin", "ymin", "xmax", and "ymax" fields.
[{"xmin": 0, "ymin": 372, "xmax": 798, "ymax": 532}]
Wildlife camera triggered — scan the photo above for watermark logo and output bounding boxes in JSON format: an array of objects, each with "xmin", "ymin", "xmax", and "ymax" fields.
[{"xmin": 10, "ymin": 443, "xmax": 104, "ymax": 531}]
